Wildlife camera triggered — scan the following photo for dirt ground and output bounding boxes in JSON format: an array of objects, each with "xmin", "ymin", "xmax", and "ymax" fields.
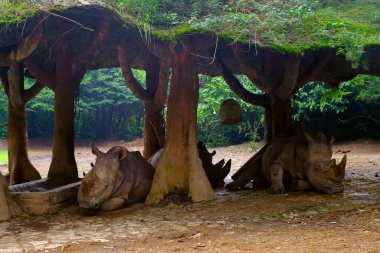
[{"xmin": 0, "ymin": 139, "xmax": 379, "ymax": 252}]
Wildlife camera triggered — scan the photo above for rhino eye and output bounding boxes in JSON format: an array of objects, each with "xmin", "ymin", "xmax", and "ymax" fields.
[{"xmin": 105, "ymin": 184, "xmax": 109, "ymax": 189}]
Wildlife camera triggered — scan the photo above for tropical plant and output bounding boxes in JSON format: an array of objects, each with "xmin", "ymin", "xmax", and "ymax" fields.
[{"xmin": 198, "ymin": 75, "xmax": 264, "ymax": 147}]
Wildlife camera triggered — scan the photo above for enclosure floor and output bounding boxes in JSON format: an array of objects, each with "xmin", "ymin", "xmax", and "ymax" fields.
[{"xmin": 0, "ymin": 139, "xmax": 379, "ymax": 252}]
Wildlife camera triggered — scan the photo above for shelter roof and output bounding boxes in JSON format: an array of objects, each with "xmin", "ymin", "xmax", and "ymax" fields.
[{"xmin": 0, "ymin": 1, "xmax": 379, "ymax": 79}]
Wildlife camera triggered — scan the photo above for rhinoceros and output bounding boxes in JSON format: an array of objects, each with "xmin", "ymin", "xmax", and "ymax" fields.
[
  {"xmin": 263, "ymin": 131, "xmax": 346, "ymax": 194},
  {"xmin": 148, "ymin": 141, "xmax": 231, "ymax": 188},
  {"xmin": 197, "ymin": 141, "xmax": 231, "ymax": 188},
  {"xmin": 77, "ymin": 145, "xmax": 155, "ymax": 211}
]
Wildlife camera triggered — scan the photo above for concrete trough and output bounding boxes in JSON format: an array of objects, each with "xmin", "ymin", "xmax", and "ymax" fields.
[{"xmin": 9, "ymin": 178, "xmax": 81, "ymax": 215}]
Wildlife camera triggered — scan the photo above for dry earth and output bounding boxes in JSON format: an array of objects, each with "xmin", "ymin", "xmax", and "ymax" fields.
[{"xmin": 0, "ymin": 139, "xmax": 379, "ymax": 252}]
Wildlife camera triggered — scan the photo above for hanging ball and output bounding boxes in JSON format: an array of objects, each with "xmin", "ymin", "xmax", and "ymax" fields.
[{"xmin": 220, "ymin": 98, "xmax": 242, "ymax": 125}]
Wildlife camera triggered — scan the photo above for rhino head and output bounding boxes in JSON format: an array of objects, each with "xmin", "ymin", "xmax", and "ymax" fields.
[
  {"xmin": 304, "ymin": 132, "xmax": 347, "ymax": 194},
  {"xmin": 78, "ymin": 144, "xmax": 128, "ymax": 209}
]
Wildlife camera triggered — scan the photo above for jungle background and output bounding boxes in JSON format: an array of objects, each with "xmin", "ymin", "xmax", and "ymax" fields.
[{"xmin": 0, "ymin": 70, "xmax": 379, "ymax": 148}]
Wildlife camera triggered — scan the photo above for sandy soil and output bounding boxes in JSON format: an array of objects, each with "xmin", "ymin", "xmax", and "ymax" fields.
[{"xmin": 0, "ymin": 139, "xmax": 379, "ymax": 252}]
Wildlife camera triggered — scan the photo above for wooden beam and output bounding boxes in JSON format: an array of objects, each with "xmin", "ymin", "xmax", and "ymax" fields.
[
  {"xmin": 118, "ymin": 40, "xmax": 153, "ymax": 102},
  {"xmin": 275, "ymin": 54, "xmax": 302, "ymax": 101},
  {"xmin": 296, "ymin": 51, "xmax": 332, "ymax": 88},
  {"xmin": 75, "ymin": 19, "xmax": 111, "ymax": 71},
  {"xmin": 24, "ymin": 59, "xmax": 55, "ymax": 90},
  {"xmin": 231, "ymin": 44, "xmax": 270, "ymax": 93},
  {"xmin": 0, "ymin": 17, "xmax": 43, "ymax": 64},
  {"xmin": 214, "ymin": 55, "xmax": 269, "ymax": 108}
]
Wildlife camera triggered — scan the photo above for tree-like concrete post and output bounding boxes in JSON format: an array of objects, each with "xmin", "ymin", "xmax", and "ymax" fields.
[{"xmin": 145, "ymin": 45, "xmax": 215, "ymax": 204}]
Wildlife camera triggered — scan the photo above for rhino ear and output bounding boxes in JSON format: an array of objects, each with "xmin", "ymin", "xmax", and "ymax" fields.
[
  {"xmin": 118, "ymin": 148, "xmax": 128, "ymax": 160},
  {"xmin": 304, "ymin": 131, "xmax": 314, "ymax": 144},
  {"xmin": 91, "ymin": 143, "xmax": 102, "ymax": 157},
  {"xmin": 315, "ymin": 131, "xmax": 328, "ymax": 143}
]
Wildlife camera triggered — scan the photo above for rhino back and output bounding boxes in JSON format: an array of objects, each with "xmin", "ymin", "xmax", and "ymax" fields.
[{"xmin": 114, "ymin": 151, "xmax": 155, "ymax": 203}]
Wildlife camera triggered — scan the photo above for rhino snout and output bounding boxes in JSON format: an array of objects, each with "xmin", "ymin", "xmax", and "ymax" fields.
[
  {"xmin": 321, "ymin": 183, "xmax": 344, "ymax": 194},
  {"xmin": 79, "ymin": 200, "xmax": 101, "ymax": 210}
]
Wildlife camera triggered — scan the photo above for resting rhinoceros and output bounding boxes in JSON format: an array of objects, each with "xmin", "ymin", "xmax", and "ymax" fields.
[
  {"xmin": 148, "ymin": 141, "xmax": 231, "ymax": 188},
  {"xmin": 77, "ymin": 145, "xmax": 155, "ymax": 211},
  {"xmin": 263, "ymin": 131, "xmax": 346, "ymax": 194}
]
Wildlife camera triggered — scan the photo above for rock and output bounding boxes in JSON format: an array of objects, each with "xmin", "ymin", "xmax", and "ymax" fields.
[
  {"xmin": 217, "ymin": 221, "xmax": 226, "ymax": 225},
  {"xmin": 304, "ymin": 210, "xmax": 319, "ymax": 216},
  {"xmin": 186, "ymin": 221, "xmax": 203, "ymax": 227},
  {"xmin": 29, "ymin": 240, "xmax": 49, "ymax": 246},
  {"xmin": 189, "ymin": 233, "xmax": 202, "ymax": 239}
]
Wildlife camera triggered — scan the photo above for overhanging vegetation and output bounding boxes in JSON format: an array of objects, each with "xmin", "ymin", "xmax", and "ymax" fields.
[{"xmin": 1, "ymin": 1, "xmax": 379, "ymax": 56}]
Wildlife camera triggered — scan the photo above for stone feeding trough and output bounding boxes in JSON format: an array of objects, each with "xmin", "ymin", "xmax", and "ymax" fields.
[{"xmin": 9, "ymin": 178, "xmax": 81, "ymax": 215}]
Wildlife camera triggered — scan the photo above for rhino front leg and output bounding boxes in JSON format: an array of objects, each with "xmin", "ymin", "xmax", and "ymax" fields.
[
  {"xmin": 269, "ymin": 164, "xmax": 285, "ymax": 194},
  {"xmin": 100, "ymin": 197, "xmax": 126, "ymax": 211}
]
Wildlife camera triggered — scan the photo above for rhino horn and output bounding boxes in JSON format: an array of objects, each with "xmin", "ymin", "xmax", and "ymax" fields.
[
  {"xmin": 220, "ymin": 159, "xmax": 231, "ymax": 179},
  {"xmin": 91, "ymin": 143, "xmax": 103, "ymax": 156},
  {"xmin": 329, "ymin": 159, "xmax": 337, "ymax": 168},
  {"xmin": 210, "ymin": 150, "xmax": 216, "ymax": 157},
  {"xmin": 335, "ymin": 155, "xmax": 347, "ymax": 180},
  {"xmin": 214, "ymin": 159, "xmax": 225, "ymax": 170}
]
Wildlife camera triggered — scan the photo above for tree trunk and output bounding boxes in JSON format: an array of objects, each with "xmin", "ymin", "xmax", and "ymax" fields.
[
  {"xmin": 143, "ymin": 54, "xmax": 163, "ymax": 159},
  {"xmin": 145, "ymin": 49, "xmax": 215, "ymax": 204},
  {"xmin": 144, "ymin": 103, "xmax": 163, "ymax": 159},
  {"xmin": 0, "ymin": 171, "xmax": 23, "ymax": 221},
  {"xmin": 8, "ymin": 103, "xmax": 41, "ymax": 185},
  {"xmin": 48, "ymin": 40, "xmax": 78, "ymax": 181},
  {"xmin": 7, "ymin": 64, "xmax": 41, "ymax": 185},
  {"xmin": 269, "ymin": 93, "xmax": 292, "ymax": 140},
  {"xmin": 264, "ymin": 107, "xmax": 273, "ymax": 143}
]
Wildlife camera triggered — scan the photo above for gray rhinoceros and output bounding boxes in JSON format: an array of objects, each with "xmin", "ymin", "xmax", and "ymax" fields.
[
  {"xmin": 263, "ymin": 131, "xmax": 347, "ymax": 194},
  {"xmin": 77, "ymin": 145, "xmax": 155, "ymax": 211}
]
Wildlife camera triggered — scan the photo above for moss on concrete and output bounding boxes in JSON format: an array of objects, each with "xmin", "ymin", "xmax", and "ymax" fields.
[{"xmin": 0, "ymin": 0, "xmax": 379, "ymax": 57}]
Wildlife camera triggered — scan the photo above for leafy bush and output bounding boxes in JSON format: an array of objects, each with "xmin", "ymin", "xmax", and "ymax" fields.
[
  {"xmin": 1, "ymin": 69, "xmax": 378, "ymax": 146},
  {"xmin": 0, "ymin": 89, "xmax": 7, "ymax": 139},
  {"xmin": 197, "ymin": 75, "xmax": 264, "ymax": 147},
  {"xmin": 75, "ymin": 68, "xmax": 144, "ymax": 140},
  {"xmin": 292, "ymin": 75, "xmax": 380, "ymax": 140}
]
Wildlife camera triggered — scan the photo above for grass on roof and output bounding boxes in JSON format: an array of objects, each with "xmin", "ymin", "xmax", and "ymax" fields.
[{"xmin": 1, "ymin": 0, "xmax": 379, "ymax": 61}]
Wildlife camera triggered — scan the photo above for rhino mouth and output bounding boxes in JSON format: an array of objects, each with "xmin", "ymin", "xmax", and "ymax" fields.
[
  {"xmin": 79, "ymin": 201, "xmax": 101, "ymax": 210},
  {"xmin": 320, "ymin": 182, "xmax": 344, "ymax": 194}
]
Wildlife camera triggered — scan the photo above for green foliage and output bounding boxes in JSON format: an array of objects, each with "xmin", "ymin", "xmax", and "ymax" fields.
[
  {"xmin": 293, "ymin": 75, "xmax": 380, "ymax": 119},
  {"xmin": 292, "ymin": 75, "xmax": 380, "ymax": 140},
  {"xmin": 75, "ymin": 68, "xmax": 144, "ymax": 140},
  {"xmin": 0, "ymin": 1, "xmax": 37, "ymax": 24},
  {"xmin": 0, "ymin": 68, "xmax": 145, "ymax": 140},
  {"xmin": 197, "ymin": 75, "xmax": 264, "ymax": 147},
  {"xmin": 26, "ymin": 78, "xmax": 55, "ymax": 138},
  {"xmin": 110, "ymin": 0, "xmax": 379, "ymax": 64},
  {"xmin": 0, "ymin": 150, "xmax": 7, "ymax": 165},
  {"xmin": 348, "ymin": 75, "xmax": 380, "ymax": 103},
  {"xmin": 1, "ymin": 0, "xmax": 378, "ymax": 65},
  {"xmin": 0, "ymin": 88, "xmax": 7, "ymax": 139},
  {"xmin": 238, "ymin": 121, "xmax": 262, "ymax": 152},
  {"xmin": 292, "ymin": 82, "xmax": 351, "ymax": 119}
]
